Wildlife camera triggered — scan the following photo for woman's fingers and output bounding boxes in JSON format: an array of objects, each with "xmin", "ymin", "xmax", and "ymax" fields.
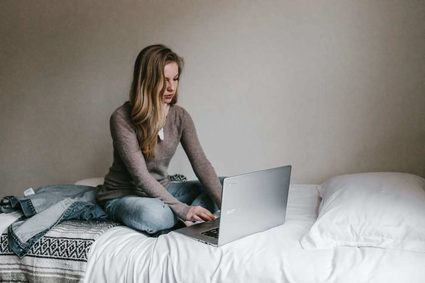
[
  {"xmin": 196, "ymin": 207, "xmax": 215, "ymax": 220},
  {"xmin": 198, "ymin": 211, "xmax": 215, "ymax": 222},
  {"xmin": 186, "ymin": 206, "xmax": 215, "ymax": 222}
]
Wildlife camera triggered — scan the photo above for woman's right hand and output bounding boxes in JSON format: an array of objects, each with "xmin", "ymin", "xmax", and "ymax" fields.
[{"xmin": 185, "ymin": 205, "xmax": 216, "ymax": 223}]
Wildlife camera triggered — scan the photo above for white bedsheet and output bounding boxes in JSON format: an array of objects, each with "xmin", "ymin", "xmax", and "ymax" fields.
[{"xmin": 84, "ymin": 184, "xmax": 425, "ymax": 283}]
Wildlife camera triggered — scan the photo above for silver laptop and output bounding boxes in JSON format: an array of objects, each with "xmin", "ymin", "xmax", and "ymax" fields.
[{"xmin": 174, "ymin": 165, "xmax": 291, "ymax": 246}]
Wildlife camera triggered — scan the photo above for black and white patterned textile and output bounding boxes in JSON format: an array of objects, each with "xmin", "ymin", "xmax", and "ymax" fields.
[
  {"xmin": 168, "ymin": 174, "xmax": 187, "ymax": 182},
  {"xmin": 0, "ymin": 218, "xmax": 118, "ymax": 283}
]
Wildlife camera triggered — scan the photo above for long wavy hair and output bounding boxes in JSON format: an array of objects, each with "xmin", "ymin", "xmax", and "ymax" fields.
[{"xmin": 129, "ymin": 44, "xmax": 184, "ymax": 159}]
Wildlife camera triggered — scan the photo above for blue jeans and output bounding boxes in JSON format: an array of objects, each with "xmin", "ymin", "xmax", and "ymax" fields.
[
  {"xmin": 1, "ymin": 185, "xmax": 106, "ymax": 257},
  {"xmin": 104, "ymin": 179, "xmax": 223, "ymax": 235}
]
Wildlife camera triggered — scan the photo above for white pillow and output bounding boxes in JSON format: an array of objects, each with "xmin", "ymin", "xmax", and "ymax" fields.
[
  {"xmin": 301, "ymin": 172, "xmax": 425, "ymax": 252},
  {"xmin": 74, "ymin": 177, "xmax": 104, "ymax": 186}
]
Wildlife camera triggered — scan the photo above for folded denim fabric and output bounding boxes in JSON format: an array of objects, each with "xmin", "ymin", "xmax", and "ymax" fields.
[{"xmin": 5, "ymin": 185, "xmax": 107, "ymax": 257}]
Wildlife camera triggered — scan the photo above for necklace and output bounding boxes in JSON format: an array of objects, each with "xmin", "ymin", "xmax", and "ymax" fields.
[{"xmin": 158, "ymin": 104, "xmax": 170, "ymax": 141}]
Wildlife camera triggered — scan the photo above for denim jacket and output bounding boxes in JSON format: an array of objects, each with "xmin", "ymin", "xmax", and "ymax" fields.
[{"xmin": 0, "ymin": 184, "xmax": 106, "ymax": 257}]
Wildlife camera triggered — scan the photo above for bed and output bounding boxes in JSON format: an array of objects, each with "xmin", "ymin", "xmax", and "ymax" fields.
[{"xmin": 1, "ymin": 172, "xmax": 425, "ymax": 282}]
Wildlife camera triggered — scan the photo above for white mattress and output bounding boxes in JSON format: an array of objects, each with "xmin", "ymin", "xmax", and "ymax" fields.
[{"xmin": 84, "ymin": 184, "xmax": 425, "ymax": 283}]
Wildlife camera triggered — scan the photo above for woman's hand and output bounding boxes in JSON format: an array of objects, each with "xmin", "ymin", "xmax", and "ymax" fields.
[{"xmin": 185, "ymin": 206, "xmax": 215, "ymax": 223}]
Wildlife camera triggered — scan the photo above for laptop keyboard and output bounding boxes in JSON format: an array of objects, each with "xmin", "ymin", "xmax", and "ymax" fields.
[{"xmin": 201, "ymin": 228, "xmax": 219, "ymax": 239}]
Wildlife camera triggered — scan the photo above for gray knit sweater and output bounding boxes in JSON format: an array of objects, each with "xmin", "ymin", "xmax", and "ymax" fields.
[{"xmin": 96, "ymin": 102, "xmax": 222, "ymax": 220}]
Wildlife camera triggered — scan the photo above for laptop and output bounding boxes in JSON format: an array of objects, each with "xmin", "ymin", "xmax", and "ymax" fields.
[{"xmin": 174, "ymin": 165, "xmax": 291, "ymax": 246}]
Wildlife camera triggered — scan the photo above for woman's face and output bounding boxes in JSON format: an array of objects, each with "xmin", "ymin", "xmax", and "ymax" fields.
[{"xmin": 163, "ymin": 61, "xmax": 179, "ymax": 104}]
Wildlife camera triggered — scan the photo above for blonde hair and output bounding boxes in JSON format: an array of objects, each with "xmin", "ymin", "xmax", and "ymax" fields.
[{"xmin": 129, "ymin": 44, "xmax": 184, "ymax": 159}]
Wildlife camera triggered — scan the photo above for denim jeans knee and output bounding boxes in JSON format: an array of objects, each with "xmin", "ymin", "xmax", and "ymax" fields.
[
  {"xmin": 105, "ymin": 196, "xmax": 177, "ymax": 235},
  {"xmin": 166, "ymin": 180, "xmax": 203, "ymax": 204}
]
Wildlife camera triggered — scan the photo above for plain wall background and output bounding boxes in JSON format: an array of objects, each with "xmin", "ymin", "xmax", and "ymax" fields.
[{"xmin": 1, "ymin": 0, "xmax": 424, "ymax": 196}]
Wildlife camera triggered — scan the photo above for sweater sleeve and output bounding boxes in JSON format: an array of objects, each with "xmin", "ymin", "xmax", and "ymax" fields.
[
  {"xmin": 110, "ymin": 110, "xmax": 190, "ymax": 219},
  {"xmin": 180, "ymin": 110, "xmax": 222, "ymax": 208}
]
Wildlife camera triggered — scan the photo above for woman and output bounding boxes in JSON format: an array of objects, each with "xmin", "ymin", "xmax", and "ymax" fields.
[{"xmin": 96, "ymin": 44, "xmax": 222, "ymax": 235}]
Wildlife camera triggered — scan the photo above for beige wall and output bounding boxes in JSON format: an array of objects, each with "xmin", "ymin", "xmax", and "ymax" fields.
[{"xmin": 1, "ymin": 0, "xmax": 424, "ymax": 196}]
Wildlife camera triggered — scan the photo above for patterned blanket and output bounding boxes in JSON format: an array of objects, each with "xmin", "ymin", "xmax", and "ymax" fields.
[{"xmin": 0, "ymin": 219, "xmax": 118, "ymax": 283}]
